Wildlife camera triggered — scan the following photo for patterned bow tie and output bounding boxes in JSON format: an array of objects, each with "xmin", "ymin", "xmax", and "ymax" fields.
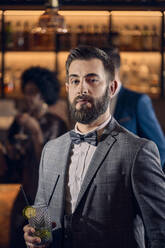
[{"xmin": 70, "ymin": 130, "xmax": 98, "ymax": 146}]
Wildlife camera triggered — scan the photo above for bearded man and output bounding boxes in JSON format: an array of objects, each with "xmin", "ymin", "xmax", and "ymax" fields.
[{"xmin": 24, "ymin": 46, "xmax": 165, "ymax": 248}]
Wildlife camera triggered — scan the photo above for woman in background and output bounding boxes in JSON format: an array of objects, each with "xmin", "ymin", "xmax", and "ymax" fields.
[{"xmin": 6, "ymin": 66, "xmax": 67, "ymax": 248}]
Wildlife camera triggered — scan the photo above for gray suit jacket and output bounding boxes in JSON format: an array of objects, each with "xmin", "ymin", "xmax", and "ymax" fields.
[{"xmin": 35, "ymin": 118, "xmax": 165, "ymax": 248}]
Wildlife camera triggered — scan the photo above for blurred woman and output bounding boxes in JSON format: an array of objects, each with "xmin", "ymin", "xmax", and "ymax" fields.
[{"xmin": 6, "ymin": 66, "xmax": 67, "ymax": 248}]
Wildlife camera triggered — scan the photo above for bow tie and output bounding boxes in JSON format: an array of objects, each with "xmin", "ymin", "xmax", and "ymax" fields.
[{"xmin": 70, "ymin": 130, "xmax": 98, "ymax": 146}]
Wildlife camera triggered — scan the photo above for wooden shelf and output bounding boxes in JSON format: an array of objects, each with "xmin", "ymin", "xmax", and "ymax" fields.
[{"xmin": 0, "ymin": 3, "xmax": 164, "ymax": 11}]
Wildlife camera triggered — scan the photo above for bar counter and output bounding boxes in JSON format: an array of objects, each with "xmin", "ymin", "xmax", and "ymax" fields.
[{"xmin": 0, "ymin": 184, "xmax": 20, "ymax": 248}]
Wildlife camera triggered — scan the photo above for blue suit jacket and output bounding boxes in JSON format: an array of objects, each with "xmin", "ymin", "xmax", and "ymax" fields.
[{"xmin": 114, "ymin": 86, "xmax": 165, "ymax": 168}]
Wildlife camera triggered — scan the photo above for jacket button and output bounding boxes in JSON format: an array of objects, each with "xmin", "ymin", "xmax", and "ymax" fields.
[{"xmin": 80, "ymin": 218, "xmax": 83, "ymax": 222}]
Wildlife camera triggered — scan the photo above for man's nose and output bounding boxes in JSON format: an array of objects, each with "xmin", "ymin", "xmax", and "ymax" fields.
[{"xmin": 78, "ymin": 79, "xmax": 88, "ymax": 95}]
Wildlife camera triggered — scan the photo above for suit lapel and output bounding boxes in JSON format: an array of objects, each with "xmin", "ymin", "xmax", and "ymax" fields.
[
  {"xmin": 52, "ymin": 135, "xmax": 71, "ymax": 176},
  {"xmin": 46, "ymin": 133, "xmax": 72, "ymax": 210},
  {"xmin": 75, "ymin": 118, "xmax": 118, "ymax": 210}
]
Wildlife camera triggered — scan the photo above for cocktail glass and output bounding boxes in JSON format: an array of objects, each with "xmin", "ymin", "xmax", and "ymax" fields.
[{"xmin": 28, "ymin": 205, "xmax": 53, "ymax": 247}]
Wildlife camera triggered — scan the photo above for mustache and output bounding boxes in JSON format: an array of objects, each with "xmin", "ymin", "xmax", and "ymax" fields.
[{"xmin": 74, "ymin": 95, "xmax": 93, "ymax": 103}]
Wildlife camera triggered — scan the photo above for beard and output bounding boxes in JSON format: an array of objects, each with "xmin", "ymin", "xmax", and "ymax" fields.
[{"xmin": 68, "ymin": 86, "xmax": 110, "ymax": 124}]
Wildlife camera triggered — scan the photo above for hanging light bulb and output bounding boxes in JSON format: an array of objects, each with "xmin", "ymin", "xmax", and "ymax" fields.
[{"xmin": 38, "ymin": 0, "xmax": 67, "ymax": 33}]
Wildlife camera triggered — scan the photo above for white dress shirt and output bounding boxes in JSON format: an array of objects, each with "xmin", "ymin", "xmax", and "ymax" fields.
[{"xmin": 65, "ymin": 115, "xmax": 111, "ymax": 214}]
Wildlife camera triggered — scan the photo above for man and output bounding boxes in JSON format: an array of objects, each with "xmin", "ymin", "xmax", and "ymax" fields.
[
  {"xmin": 104, "ymin": 47, "xmax": 165, "ymax": 169},
  {"xmin": 24, "ymin": 46, "xmax": 165, "ymax": 248}
]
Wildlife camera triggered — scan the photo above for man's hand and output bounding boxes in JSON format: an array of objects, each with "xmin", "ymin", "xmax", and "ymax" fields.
[
  {"xmin": 23, "ymin": 223, "xmax": 55, "ymax": 248},
  {"xmin": 23, "ymin": 224, "xmax": 45, "ymax": 248}
]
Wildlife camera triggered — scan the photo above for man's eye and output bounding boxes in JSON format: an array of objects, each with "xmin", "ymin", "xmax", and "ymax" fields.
[
  {"xmin": 71, "ymin": 79, "xmax": 79, "ymax": 85},
  {"xmin": 87, "ymin": 78, "xmax": 99, "ymax": 83}
]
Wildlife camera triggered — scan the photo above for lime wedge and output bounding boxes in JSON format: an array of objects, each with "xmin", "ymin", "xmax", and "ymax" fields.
[
  {"xmin": 23, "ymin": 206, "xmax": 36, "ymax": 219},
  {"xmin": 35, "ymin": 229, "xmax": 51, "ymax": 240}
]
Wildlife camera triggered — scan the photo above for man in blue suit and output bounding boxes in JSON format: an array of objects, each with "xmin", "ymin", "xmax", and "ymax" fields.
[{"xmin": 105, "ymin": 47, "xmax": 165, "ymax": 168}]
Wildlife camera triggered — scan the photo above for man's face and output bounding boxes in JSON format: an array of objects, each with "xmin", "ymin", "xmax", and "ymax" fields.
[{"xmin": 66, "ymin": 58, "xmax": 111, "ymax": 124}]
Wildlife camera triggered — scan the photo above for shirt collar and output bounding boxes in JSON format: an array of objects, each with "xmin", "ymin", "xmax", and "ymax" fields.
[{"xmin": 75, "ymin": 114, "xmax": 111, "ymax": 137}]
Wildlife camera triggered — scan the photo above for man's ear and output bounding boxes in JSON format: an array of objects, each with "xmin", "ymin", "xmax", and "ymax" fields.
[
  {"xmin": 109, "ymin": 80, "xmax": 118, "ymax": 97},
  {"xmin": 65, "ymin": 82, "xmax": 69, "ymax": 93}
]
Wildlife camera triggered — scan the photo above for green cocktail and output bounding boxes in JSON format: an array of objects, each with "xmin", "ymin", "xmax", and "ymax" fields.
[
  {"xmin": 27, "ymin": 205, "xmax": 53, "ymax": 247},
  {"xmin": 34, "ymin": 227, "xmax": 52, "ymax": 246}
]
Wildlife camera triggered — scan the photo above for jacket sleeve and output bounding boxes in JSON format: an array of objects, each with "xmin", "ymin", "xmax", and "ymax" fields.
[
  {"xmin": 132, "ymin": 140, "xmax": 165, "ymax": 248},
  {"xmin": 137, "ymin": 94, "xmax": 165, "ymax": 168}
]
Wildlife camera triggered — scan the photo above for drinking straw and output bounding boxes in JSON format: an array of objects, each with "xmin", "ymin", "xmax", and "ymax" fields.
[
  {"xmin": 47, "ymin": 175, "xmax": 60, "ymax": 206},
  {"xmin": 20, "ymin": 185, "xmax": 30, "ymax": 206}
]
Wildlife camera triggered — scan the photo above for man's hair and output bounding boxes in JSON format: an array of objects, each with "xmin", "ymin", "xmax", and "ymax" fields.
[
  {"xmin": 21, "ymin": 66, "xmax": 60, "ymax": 105},
  {"xmin": 103, "ymin": 46, "xmax": 121, "ymax": 70},
  {"xmin": 66, "ymin": 45, "xmax": 115, "ymax": 81}
]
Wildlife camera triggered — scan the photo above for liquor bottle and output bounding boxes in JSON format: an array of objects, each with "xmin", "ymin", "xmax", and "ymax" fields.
[
  {"xmin": 14, "ymin": 21, "xmax": 24, "ymax": 50},
  {"xmin": 109, "ymin": 25, "xmax": 120, "ymax": 48},
  {"xmin": 57, "ymin": 24, "xmax": 71, "ymax": 51},
  {"xmin": 30, "ymin": 24, "xmax": 46, "ymax": 51},
  {"xmin": 120, "ymin": 58, "xmax": 130, "ymax": 84},
  {"xmin": 138, "ymin": 60, "xmax": 150, "ymax": 93},
  {"xmin": 119, "ymin": 25, "xmax": 126, "ymax": 51},
  {"xmin": 42, "ymin": 28, "xmax": 55, "ymax": 51},
  {"xmin": 100, "ymin": 24, "xmax": 109, "ymax": 49},
  {"xmin": 150, "ymin": 72, "xmax": 159, "ymax": 95},
  {"xmin": 86, "ymin": 24, "xmax": 94, "ymax": 46},
  {"xmin": 70, "ymin": 25, "xmax": 77, "ymax": 48},
  {"xmin": 77, "ymin": 25, "xmax": 87, "ymax": 46},
  {"xmin": 141, "ymin": 25, "xmax": 152, "ymax": 51},
  {"xmin": 13, "ymin": 67, "xmax": 22, "ymax": 94},
  {"xmin": 23, "ymin": 21, "xmax": 30, "ymax": 51},
  {"xmin": 5, "ymin": 22, "xmax": 14, "ymax": 50},
  {"xmin": 138, "ymin": 61, "xmax": 149, "ymax": 83},
  {"xmin": 92, "ymin": 24, "xmax": 100, "ymax": 47},
  {"xmin": 132, "ymin": 25, "xmax": 142, "ymax": 51},
  {"xmin": 151, "ymin": 25, "xmax": 160, "ymax": 51},
  {"xmin": 120, "ymin": 25, "xmax": 133, "ymax": 51},
  {"xmin": 129, "ymin": 60, "xmax": 139, "ymax": 86},
  {"xmin": 4, "ymin": 67, "xmax": 14, "ymax": 94}
]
